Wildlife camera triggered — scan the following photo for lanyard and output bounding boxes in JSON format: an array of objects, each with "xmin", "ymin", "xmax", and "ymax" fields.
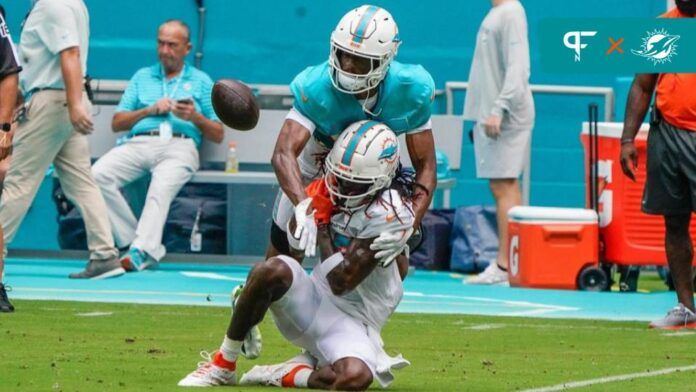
[{"xmin": 162, "ymin": 64, "xmax": 185, "ymax": 99}]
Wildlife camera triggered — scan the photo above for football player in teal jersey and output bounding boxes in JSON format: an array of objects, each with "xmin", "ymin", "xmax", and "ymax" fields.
[{"xmin": 269, "ymin": 5, "xmax": 437, "ymax": 266}]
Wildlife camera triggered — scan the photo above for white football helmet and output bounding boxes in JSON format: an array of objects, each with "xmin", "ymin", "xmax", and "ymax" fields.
[
  {"xmin": 325, "ymin": 120, "xmax": 400, "ymax": 210},
  {"xmin": 329, "ymin": 5, "xmax": 401, "ymax": 94}
]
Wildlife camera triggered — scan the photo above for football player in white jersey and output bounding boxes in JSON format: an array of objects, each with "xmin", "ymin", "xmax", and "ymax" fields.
[{"xmin": 179, "ymin": 121, "xmax": 415, "ymax": 389}]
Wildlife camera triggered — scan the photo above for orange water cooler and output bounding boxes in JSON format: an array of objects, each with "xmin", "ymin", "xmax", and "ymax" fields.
[
  {"xmin": 580, "ymin": 122, "xmax": 696, "ymax": 267},
  {"xmin": 508, "ymin": 206, "xmax": 599, "ymax": 290}
]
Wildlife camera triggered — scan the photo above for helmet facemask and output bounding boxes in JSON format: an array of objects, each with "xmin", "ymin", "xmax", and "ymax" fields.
[{"xmin": 329, "ymin": 44, "xmax": 391, "ymax": 95}]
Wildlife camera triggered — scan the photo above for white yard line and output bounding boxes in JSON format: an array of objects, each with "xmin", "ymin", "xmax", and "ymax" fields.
[
  {"xmin": 13, "ymin": 287, "xmax": 229, "ymax": 298},
  {"xmin": 404, "ymin": 291, "xmax": 579, "ymax": 312},
  {"xmin": 179, "ymin": 271, "xmax": 245, "ymax": 282},
  {"xmin": 75, "ymin": 311, "xmax": 113, "ymax": 317},
  {"xmin": 522, "ymin": 364, "xmax": 696, "ymax": 392}
]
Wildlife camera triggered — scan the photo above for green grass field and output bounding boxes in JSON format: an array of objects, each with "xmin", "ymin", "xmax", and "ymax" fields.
[{"xmin": 1, "ymin": 299, "xmax": 695, "ymax": 391}]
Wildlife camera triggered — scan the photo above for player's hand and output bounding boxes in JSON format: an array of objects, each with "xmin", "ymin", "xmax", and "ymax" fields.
[
  {"xmin": 69, "ymin": 104, "xmax": 94, "ymax": 135},
  {"xmin": 620, "ymin": 142, "xmax": 638, "ymax": 182},
  {"xmin": 172, "ymin": 100, "xmax": 196, "ymax": 121},
  {"xmin": 483, "ymin": 114, "xmax": 502, "ymax": 139},
  {"xmin": 293, "ymin": 198, "xmax": 318, "ymax": 257},
  {"xmin": 149, "ymin": 98, "xmax": 173, "ymax": 116},
  {"xmin": 370, "ymin": 227, "xmax": 414, "ymax": 267}
]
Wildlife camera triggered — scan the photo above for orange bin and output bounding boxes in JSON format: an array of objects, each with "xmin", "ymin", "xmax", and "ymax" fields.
[
  {"xmin": 580, "ymin": 122, "xmax": 696, "ymax": 266},
  {"xmin": 508, "ymin": 206, "xmax": 599, "ymax": 289}
]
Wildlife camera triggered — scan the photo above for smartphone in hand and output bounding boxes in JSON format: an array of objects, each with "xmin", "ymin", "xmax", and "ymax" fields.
[{"xmin": 177, "ymin": 98, "xmax": 194, "ymax": 105}]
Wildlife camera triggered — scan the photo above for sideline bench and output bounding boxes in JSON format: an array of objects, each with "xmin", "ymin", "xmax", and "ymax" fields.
[{"xmin": 88, "ymin": 103, "xmax": 463, "ymax": 255}]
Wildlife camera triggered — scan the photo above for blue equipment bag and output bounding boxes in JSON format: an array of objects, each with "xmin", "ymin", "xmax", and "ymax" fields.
[
  {"xmin": 409, "ymin": 209, "xmax": 455, "ymax": 270},
  {"xmin": 449, "ymin": 205, "xmax": 499, "ymax": 273}
]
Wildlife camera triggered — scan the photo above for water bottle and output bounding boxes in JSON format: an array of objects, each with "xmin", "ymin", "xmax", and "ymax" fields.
[
  {"xmin": 225, "ymin": 141, "xmax": 239, "ymax": 173},
  {"xmin": 190, "ymin": 205, "xmax": 203, "ymax": 252}
]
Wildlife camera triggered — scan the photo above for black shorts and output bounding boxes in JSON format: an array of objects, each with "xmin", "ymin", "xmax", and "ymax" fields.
[{"xmin": 642, "ymin": 118, "xmax": 696, "ymax": 215}]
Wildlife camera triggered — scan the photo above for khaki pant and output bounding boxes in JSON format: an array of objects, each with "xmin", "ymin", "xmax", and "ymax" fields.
[{"xmin": 0, "ymin": 90, "xmax": 117, "ymax": 261}]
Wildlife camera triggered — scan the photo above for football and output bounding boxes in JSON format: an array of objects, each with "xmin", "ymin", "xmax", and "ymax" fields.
[{"xmin": 211, "ymin": 79, "xmax": 260, "ymax": 131}]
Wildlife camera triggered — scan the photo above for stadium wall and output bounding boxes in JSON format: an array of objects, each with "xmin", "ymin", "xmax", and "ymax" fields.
[{"xmin": 2, "ymin": 1, "xmax": 666, "ymax": 251}]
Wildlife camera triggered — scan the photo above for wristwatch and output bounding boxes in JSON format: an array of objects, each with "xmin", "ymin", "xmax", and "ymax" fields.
[{"xmin": 0, "ymin": 123, "xmax": 10, "ymax": 133}]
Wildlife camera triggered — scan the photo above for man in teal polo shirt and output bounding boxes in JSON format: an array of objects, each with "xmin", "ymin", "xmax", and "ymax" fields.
[{"xmin": 92, "ymin": 19, "xmax": 223, "ymax": 271}]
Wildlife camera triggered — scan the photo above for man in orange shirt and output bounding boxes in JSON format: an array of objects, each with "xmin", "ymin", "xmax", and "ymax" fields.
[{"xmin": 620, "ymin": 0, "xmax": 696, "ymax": 329}]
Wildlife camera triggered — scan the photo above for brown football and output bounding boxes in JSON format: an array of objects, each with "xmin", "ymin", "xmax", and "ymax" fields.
[{"xmin": 211, "ymin": 79, "xmax": 259, "ymax": 131}]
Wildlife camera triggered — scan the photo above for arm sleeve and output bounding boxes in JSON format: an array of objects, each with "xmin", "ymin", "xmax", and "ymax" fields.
[
  {"xmin": 286, "ymin": 107, "xmax": 317, "ymax": 133},
  {"xmin": 490, "ymin": 8, "xmax": 531, "ymax": 117},
  {"xmin": 115, "ymin": 72, "xmax": 142, "ymax": 112},
  {"xmin": 0, "ymin": 14, "xmax": 21, "ymax": 78},
  {"xmin": 199, "ymin": 74, "xmax": 220, "ymax": 122},
  {"xmin": 406, "ymin": 118, "xmax": 432, "ymax": 135},
  {"xmin": 36, "ymin": 1, "xmax": 80, "ymax": 54}
]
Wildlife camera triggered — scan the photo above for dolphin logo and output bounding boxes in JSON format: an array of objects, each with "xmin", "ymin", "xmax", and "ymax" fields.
[
  {"xmin": 632, "ymin": 30, "xmax": 680, "ymax": 64},
  {"xmin": 379, "ymin": 144, "xmax": 398, "ymax": 161}
]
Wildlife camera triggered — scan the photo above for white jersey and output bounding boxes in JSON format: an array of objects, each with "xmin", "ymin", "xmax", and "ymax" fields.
[{"xmin": 311, "ymin": 188, "xmax": 414, "ymax": 332}]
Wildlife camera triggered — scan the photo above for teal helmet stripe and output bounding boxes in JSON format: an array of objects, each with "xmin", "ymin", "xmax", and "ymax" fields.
[
  {"xmin": 341, "ymin": 121, "xmax": 380, "ymax": 166},
  {"xmin": 352, "ymin": 5, "xmax": 380, "ymax": 44}
]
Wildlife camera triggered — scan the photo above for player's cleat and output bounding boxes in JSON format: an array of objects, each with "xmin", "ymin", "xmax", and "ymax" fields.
[
  {"xmin": 239, "ymin": 355, "xmax": 315, "ymax": 387},
  {"xmin": 119, "ymin": 248, "xmax": 157, "ymax": 272},
  {"xmin": 178, "ymin": 351, "xmax": 236, "ymax": 387},
  {"xmin": 68, "ymin": 257, "xmax": 126, "ymax": 279},
  {"xmin": 0, "ymin": 283, "xmax": 15, "ymax": 313},
  {"xmin": 649, "ymin": 303, "xmax": 696, "ymax": 330},
  {"xmin": 231, "ymin": 284, "xmax": 262, "ymax": 359},
  {"xmin": 466, "ymin": 263, "xmax": 508, "ymax": 285}
]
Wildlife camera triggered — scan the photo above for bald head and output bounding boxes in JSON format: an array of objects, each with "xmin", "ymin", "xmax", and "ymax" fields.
[
  {"xmin": 159, "ymin": 19, "xmax": 191, "ymax": 42},
  {"xmin": 157, "ymin": 19, "xmax": 192, "ymax": 76}
]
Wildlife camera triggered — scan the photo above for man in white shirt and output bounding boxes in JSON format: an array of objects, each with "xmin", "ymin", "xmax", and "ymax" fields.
[
  {"xmin": 464, "ymin": 0, "xmax": 535, "ymax": 284},
  {"xmin": 0, "ymin": 0, "xmax": 123, "ymax": 280}
]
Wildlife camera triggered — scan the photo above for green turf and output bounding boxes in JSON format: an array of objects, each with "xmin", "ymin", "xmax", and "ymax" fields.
[{"xmin": 1, "ymin": 300, "xmax": 695, "ymax": 391}]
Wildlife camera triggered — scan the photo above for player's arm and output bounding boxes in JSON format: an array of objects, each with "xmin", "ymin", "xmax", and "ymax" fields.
[
  {"xmin": 405, "ymin": 129, "xmax": 436, "ymax": 228},
  {"xmin": 271, "ymin": 119, "xmax": 312, "ymax": 205},
  {"xmin": 619, "ymin": 73, "xmax": 658, "ymax": 181},
  {"xmin": 326, "ymin": 238, "xmax": 379, "ymax": 296},
  {"xmin": 316, "ymin": 224, "xmax": 337, "ymax": 261}
]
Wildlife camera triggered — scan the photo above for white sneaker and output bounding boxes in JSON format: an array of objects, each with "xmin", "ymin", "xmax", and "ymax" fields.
[
  {"xmin": 239, "ymin": 353, "xmax": 316, "ymax": 387},
  {"xmin": 466, "ymin": 263, "xmax": 508, "ymax": 285},
  {"xmin": 178, "ymin": 351, "xmax": 236, "ymax": 387},
  {"xmin": 231, "ymin": 285, "xmax": 262, "ymax": 359}
]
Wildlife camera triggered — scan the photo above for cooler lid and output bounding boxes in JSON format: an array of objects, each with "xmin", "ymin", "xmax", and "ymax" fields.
[
  {"xmin": 509, "ymin": 206, "xmax": 598, "ymax": 223},
  {"xmin": 580, "ymin": 121, "xmax": 649, "ymax": 138}
]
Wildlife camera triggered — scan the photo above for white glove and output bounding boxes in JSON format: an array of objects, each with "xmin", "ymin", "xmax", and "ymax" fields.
[
  {"xmin": 370, "ymin": 227, "xmax": 414, "ymax": 267},
  {"xmin": 293, "ymin": 198, "xmax": 317, "ymax": 258}
]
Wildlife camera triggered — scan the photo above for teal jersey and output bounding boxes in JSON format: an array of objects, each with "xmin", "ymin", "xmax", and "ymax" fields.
[{"xmin": 290, "ymin": 61, "xmax": 435, "ymax": 146}]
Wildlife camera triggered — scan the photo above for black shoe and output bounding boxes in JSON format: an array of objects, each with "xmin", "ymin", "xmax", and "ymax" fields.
[
  {"xmin": 0, "ymin": 283, "xmax": 14, "ymax": 312},
  {"xmin": 69, "ymin": 256, "xmax": 126, "ymax": 279}
]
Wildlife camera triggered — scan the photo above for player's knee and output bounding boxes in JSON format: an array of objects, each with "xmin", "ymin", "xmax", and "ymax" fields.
[
  {"xmin": 334, "ymin": 359, "xmax": 373, "ymax": 391},
  {"xmin": 248, "ymin": 257, "xmax": 293, "ymax": 294}
]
